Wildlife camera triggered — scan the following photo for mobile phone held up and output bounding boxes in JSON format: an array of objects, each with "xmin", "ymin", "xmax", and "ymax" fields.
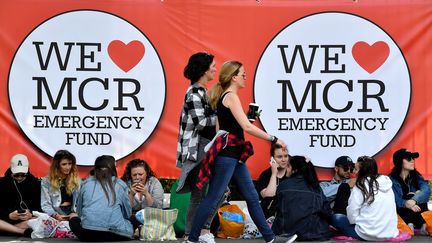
[
  {"xmin": 270, "ymin": 157, "xmax": 277, "ymax": 165},
  {"xmin": 17, "ymin": 209, "xmax": 26, "ymax": 214}
]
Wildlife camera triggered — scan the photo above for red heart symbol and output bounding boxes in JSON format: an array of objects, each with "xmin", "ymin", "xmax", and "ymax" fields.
[
  {"xmin": 352, "ymin": 41, "xmax": 389, "ymax": 74},
  {"xmin": 108, "ymin": 40, "xmax": 145, "ymax": 72}
]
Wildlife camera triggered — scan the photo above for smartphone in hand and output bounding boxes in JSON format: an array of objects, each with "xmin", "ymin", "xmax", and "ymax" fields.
[
  {"xmin": 270, "ymin": 157, "xmax": 277, "ymax": 165},
  {"xmin": 17, "ymin": 209, "xmax": 26, "ymax": 214}
]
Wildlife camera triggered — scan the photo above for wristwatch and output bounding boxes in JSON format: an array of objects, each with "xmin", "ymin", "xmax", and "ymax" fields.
[{"xmin": 269, "ymin": 135, "xmax": 278, "ymax": 144}]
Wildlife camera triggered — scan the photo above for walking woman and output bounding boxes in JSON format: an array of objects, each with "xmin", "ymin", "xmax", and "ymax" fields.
[
  {"xmin": 41, "ymin": 150, "xmax": 80, "ymax": 221},
  {"xmin": 187, "ymin": 61, "xmax": 288, "ymax": 243},
  {"xmin": 176, "ymin": 52, "xmax": 219, "ymax": 242},
  {"xmin": 331, "ymin": 156, "xmax": 399, "ymax": 241},
  {"xmin": 69, "ymin": 155, "xmax": 133, "ymax": 241}
]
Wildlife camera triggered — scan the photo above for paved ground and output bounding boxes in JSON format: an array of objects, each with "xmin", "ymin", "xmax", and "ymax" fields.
[{"xmin": 0, "ymin": 235, "xmax": 430, "ymax": 242}]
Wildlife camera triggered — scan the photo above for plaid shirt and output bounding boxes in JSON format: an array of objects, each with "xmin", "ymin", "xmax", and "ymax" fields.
[
  {"xmin": 196, "ymin": 132, "xmax": 254, "ymax": 189},
  {"xmin": 176, "ymin": 83, "xmax": 216, "ymax": 167}
]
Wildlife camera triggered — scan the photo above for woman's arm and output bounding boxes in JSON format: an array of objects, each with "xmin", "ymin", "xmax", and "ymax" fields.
[
  {"xmin": 346, "ymin": 187, "xmax": 362, "ymax": 224},
  {"xmin": 40, "ymin": 177, "xmax": 57, "ymax": 216},
  {"xmin": 260, "ymin": 163, "xmax": 280, "ymax": 198},
  {"xmin": 412, "ymin": 175, "xmax": 431, "ymax": 204},
  {"xmin": 224, "ymin": 93, "xmax": 286, "ymax": 147},
  {"xmin": 147, "ymin": 178, "xmax": 164, "ymax": 209},
  {"xmin": 390, "ymin": 176, "xmax": 407, "ymax": 208},
  {"xmin": 187, "ymin": 90, "xmax": 216, "ymax": 131}
]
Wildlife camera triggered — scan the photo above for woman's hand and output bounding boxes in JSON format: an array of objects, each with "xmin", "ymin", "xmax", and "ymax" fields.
[
  {"xmin": 405, "ymin": 199, "xmax": 417, "ymax": 210},
  {"xmin": 275, "ymin": 138, "xmax": 287, "ymax": 149},
  {"xmin": 53, "ymin": 213, "xmax": 69, "ymax": 221},
  {"xmin": 133, "ymin": 182, "xmax": 146, "ymax": 194},
  {"xmin": 409, "ymin": 204, "xmax": 421, "ymax": 212},
  {"xmin": 270, "ymin": 159, "xmax": 279, "ymax": 175}
]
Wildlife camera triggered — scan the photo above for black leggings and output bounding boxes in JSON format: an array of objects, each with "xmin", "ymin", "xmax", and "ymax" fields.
[
  {"xmin": 69, "ymin": 217, "xmax": 131, "ymax": 242},
  {"xmin": 397, "ymin": 203, "xmax": 428, "ymax": 228}
]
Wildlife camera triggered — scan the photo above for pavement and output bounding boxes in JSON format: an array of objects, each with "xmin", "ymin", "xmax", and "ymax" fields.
[{"xmin": 0, "ymin": 235, "xmax": 430, "ymax": 242}]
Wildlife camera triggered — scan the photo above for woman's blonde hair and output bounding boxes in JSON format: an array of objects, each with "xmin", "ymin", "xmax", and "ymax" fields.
[
  {"xmin": 208, "ymin": 60, "xmax": 243, "ymax": 110},
  {"xmin": 48, "ymin": 150, "xmax": 80, "ymax": 195}
]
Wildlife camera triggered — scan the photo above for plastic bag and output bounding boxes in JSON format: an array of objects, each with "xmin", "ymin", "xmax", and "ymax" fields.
[
  {"xmin": 397, "ymin": 214, "xmax": 414, "ymax": 236},
  {"xmin": 216, "ymin": 204, "xmax": 245, "ymax": 238},
  {"xmin": 240, "ymin": 207, "xmax": 262, "ymax": 239},
  {"xmin": 27, "ymin": 212, "xmax": 75, "ymax": 239},
  {"xmin": 421, "ymin": 211, "xmax": 432, "ymax": 235}
]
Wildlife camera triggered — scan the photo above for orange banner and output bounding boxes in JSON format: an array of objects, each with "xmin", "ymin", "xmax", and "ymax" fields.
[{"xmin": 0, "ymin": 1, "xmax": 431, "ymax": 180}]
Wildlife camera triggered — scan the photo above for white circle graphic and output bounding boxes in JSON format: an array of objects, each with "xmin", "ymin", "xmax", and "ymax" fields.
[
  {"xmin": 8, "ymin": 10, "xmax": 166, "ymax": 166},
  {"xmin": 254, "ymin": 12, "xmax": 410, "ymax": 167}
]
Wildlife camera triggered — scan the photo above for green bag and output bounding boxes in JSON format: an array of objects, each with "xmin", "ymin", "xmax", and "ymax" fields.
[{"xmin": 169, "ymin": 180, "xmax": 191, "ymax": 237}]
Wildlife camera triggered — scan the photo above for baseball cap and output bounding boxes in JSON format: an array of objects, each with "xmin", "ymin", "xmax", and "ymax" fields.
[
  {"xmin": 335, "ymin": 156, "xmax": 354, "ymax": 167},
  {"xmin": 393, "ymin": 148, "xmax": 419, "ymax": 165},
  {"xmin": 10, "ymin": 154, "xmax": 29, "ymax": 174}
]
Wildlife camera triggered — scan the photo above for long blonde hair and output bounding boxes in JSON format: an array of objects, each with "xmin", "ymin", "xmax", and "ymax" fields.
[
  {"xmin": 48, "ymin": 150, "xmax": 80, "ymax": 195},
  {"xmin": 208, "ymin": 60, "xmax": 243, "ymax": 110}
]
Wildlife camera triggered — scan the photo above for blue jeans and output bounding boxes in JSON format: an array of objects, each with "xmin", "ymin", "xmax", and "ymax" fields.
[
  {"xmin": 331, "ymin": 214, "xmax": 362, "ymax": 240},
  {"xmin": 188, "ymin": 156, "xmax": 274, "ymax": 242}
]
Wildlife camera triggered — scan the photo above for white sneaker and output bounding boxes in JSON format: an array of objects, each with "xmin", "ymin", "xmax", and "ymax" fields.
[
  {"xmin": 286, "ymin": 234, "xmax": 297, "ymax": 243},
  {"xmin": 198, "ymin": 233, "xmax": 215, "ymax": 243}
]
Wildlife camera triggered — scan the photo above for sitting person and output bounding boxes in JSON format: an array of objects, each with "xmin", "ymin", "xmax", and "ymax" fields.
[
  {"xmin": 331, "ymin": 156, "xmax": 399, "ymax": 241},
  {"xmin": 319, "ymin": 155, "xmax": 354, "ymax": 209},
  {"xmin": 389, "ymin": 148, "xmax": 430, "ymax": 234},
  {"xmin": 41, "ymin": 150, "xmax": 81, "ymax": 221},
  {"xmin": 272, "ymin": 156, "xmax": 332, "ymax": 241},
  {"xmin": 120, "ymin": 159, "xmax": 164, "ymax": 228},
  {"xmin": 0, "ymin": 154, "xmax": 41, "ymax": 236},
  {"xmin": 255, "ymin": 143, "xmax": 291, "ymax": 218},
  {"xmin": 69, "ymin": 155, "xmax": 133, "ymax": 241},
  {"xmin": 121, "ymin": 159, "xmax": 164, "ymax": 210}
]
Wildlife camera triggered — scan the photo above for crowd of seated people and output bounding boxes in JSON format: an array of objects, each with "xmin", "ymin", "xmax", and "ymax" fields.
[{"xmin": 0, "ymin": 147, "xmax": 429, "ymax": 242}]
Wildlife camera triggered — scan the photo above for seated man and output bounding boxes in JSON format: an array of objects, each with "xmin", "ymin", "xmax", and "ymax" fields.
[
  {"xmin": 0, "ymin": 154, "xmax": 41, "ymax": 236},
  {"xmin": 319, "ymin": 156, "xmax": 355, "ymax": 210}
]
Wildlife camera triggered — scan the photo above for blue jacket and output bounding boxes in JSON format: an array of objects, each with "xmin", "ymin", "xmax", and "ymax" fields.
[
  {"xmin": 77, "ymin": 176, "xmax": 133, "ymax": 238},
  {"xmin": 40, "ymin": 177, "xmax": 80, "ymax": 216},
  {"xmin": 389, "ymin": 174, "xmax": 430, "ymax": 208},
  {"xmin": 272, "ymin": 175, "xmax": 333, "ymax": 241}
]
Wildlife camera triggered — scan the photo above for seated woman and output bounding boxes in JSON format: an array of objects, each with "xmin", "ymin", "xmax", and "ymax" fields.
[
  {"xmin": 272, "ymin": 156, "xmax": 332, "ymax": 241},
  {"xmin": 255, "ymin": 143, "xmax": 291, "ymax": 219},
  {"xmin": 331, "ymin": 156, "xmax": 399, "ymax": 241},
  {"xmin": 41, "ymin": 150, "xmax": 80, "ymax": 221},
  {"xmin": 69, "ymin": 155, "xmax": 133, "ymax": 241},
  {"xmin": 121, "ymin": 159, "xmax": 164, "ymax": 210},
  {"xmin": 389, "ymin": 148, "xmax": 430, "ymax": 234}
]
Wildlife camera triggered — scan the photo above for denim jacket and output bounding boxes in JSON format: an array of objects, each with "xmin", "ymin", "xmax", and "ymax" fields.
[
  {"xmin": 77, "ymin": 176, "xmax": 133, "ymax": 238},
  {"xmin": 389, "ymin": 174, "xmax": 431, "ymax": 208},
  {"xmin": 40, "ymin": 177, "xmax": 80, "ymax": 216}
]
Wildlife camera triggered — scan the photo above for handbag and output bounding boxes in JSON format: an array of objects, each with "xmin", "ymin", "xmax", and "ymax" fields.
[
  {"xmin": 216, "ymin": 204, "xmax": 246, "ymax": 238},
  {"xmin": 137, "ymin": 207, "xmax": 178, "ymax": 241}
]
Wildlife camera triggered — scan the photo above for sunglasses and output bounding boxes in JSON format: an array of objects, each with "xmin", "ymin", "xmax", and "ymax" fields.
[
  {"xmin": 339, "ymin": 165, "xmax": 354, "ymax": 173},
  {"xmin": 12, "ymin": 173, "xmax": 27, "ymax": 178}
]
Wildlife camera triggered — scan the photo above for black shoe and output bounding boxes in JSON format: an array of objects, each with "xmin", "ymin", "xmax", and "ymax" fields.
[{"xmin": 23, "ymin": 228, "xmax": 33, "ymax": 237}]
